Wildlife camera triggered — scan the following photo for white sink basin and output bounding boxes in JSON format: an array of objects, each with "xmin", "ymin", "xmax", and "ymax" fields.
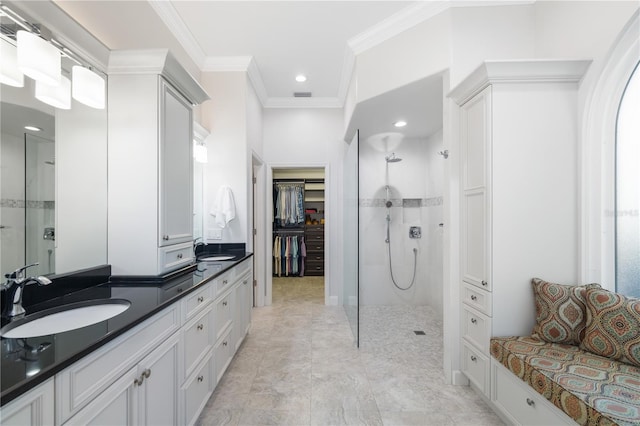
[
  {"xmin": 0, "ymin": 299, "xmax": 131, "ymax": 339},
  {"xmin": 199, "ymin": 255, "xmax": 235, "ymax": 261}
]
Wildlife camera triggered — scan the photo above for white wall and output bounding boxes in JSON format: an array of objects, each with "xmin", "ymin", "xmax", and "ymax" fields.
[
  {"xmin": 263, "ymin": 108, "xmax": 344, "ymax": 304},
  {"xmin": 201, "ymin": 72, "xmax": 248, "ymax": 244}
]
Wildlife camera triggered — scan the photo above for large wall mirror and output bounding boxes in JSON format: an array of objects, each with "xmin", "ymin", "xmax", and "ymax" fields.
[{"xmin": 0, "ymin": 1, "xmax": 108, "ymax": 277}]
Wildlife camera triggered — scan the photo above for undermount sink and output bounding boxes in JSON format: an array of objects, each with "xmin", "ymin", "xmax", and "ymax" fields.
[
  {"xmin": 199, "ymin": 255, "xmax": 235, "ymax": 261},
  {"xmin": 0, "ymin": 299, "xmax": 131, "ymax": 339}
]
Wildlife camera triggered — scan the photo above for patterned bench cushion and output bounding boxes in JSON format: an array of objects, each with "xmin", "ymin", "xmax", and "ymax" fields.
[{"xmin": 491, "ymin": 336, "xmax": 640, "ymax": 426}]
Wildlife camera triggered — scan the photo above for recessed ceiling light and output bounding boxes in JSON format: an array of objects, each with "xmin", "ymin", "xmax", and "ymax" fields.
[
  {"xmin": 394, "ymin": 120, "xmax": 407, "ymax": 128},
  {"xmin": 24, "ymin": 125, "xmax": 42, "ymax": 132},
  {"xmin": 295, "ymin": 74, "xmax": 307, "ymax": 83}
]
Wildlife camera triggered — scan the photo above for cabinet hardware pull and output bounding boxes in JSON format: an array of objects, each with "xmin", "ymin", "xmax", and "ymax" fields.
[
  {"xmin": 481, "ymin": 280, "xmax": 488, "ymax": 286},
  {"xmin": 197, "ymin": 324, "xmax": 204, "ymax": 330},
  {"xmin": 243, "ymin": 280, "xmax": 248, "ymax": 285},
  {"xmin": 143, "ymin": 369, "xmax": 151, "ymax": 379},
  {"xmin": 470, "ymin": 295, "xmax": 477, "ymax": 301},
  {"xmin": 197, "ymin": 375, "xmax": 204, "ymax": 382},
  {"xmin": 470, "ymin": 318, "xmax": 477, "ymax": 324},
  {"xmin": 177, "ymin": 253, "xmax": 183, "ymax": 259},
  {"xmin": 134, "ymin": 376, "xmax": 144, "ymax": 386},
  {"xmin": 223, "ymin": 341, "xmax": 228, "ymax": 347},
  {"xmin": 223, "ymin": 301, "xmax": 228, "ymax": 306},
  {"xmin": 198, "ymin": 296, "xmax": 204, "ymax": 303},
  {"xmin": 526, "ymin": 398, "xmax": 535, "ymax": 407},
  {"xmin": 223, "ymin": 280, "xmax": 228, "ymax": 285},
  {"xmin": 163, "ymin": 235, "xmax": 169, "ymax": 240},
  {"xmin": 177, "ymin": 288, "xmax": 183, "ymax": 293},
  {"xmin": 470, "ymin": 355, "xmax": 477, "ymax": 362}
]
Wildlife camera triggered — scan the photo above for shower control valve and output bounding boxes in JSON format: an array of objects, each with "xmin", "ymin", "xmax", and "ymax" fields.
[{"xmin": 409, "ymin": 226, "xmax": 421, "ymax": 239}]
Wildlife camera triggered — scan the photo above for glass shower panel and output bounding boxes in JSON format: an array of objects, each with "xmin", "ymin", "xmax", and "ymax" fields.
[
  {"xmin": 25, "ymin": 133, "xmax": 55, "ymax": 276},
  {"xmin": 343, "ymin": 130, "xmax": 359, "ymax": 346}
]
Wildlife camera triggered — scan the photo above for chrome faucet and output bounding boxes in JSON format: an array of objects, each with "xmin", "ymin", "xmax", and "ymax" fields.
[
  {"xmin": 1, "ymin": 263, "xmax": 52, "ymax": 319},
  {"xmin": 193, "ymin": 237, "xmax": 206, "ymax": 256}
]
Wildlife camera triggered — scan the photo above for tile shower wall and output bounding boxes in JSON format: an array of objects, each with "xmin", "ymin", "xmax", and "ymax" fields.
[
  {"xmin": 0, "ymin": 129, "xmax": 26, "ymax": 274},
  {"xmin": 359, "ymin": 132, "xmax": 444, "ymax": 317}
]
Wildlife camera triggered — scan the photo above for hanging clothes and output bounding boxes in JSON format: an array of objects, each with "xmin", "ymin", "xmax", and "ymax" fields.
[
  {"xmin": 272, "ymin": 234, "xmax": 306, "ymax": 277},
  {"xmin": 274, "ymin": 183, "xmax": 304, "ymax": 226}
]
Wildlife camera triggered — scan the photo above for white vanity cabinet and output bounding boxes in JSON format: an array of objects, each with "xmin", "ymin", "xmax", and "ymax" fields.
[
  {"xmin": 107, "ymin": 49, "xmax": 209, "ymax": 276},
  {"xmin": 0, "ymin": 379, "xmax": 54, "ymax": 426},
  {"xmin": 450, "ymin": 60, "xmax": 590, "ymax": 398}
]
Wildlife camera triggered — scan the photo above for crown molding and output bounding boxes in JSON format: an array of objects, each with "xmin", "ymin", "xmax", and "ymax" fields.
[
  {"xmin": 147, "ymin": 0, "xmax": 206, "ymax": 68},
  {"xmin": 265, "ymin": 97, "xmax": 343, "ymax": 109},
  {"xmin": 448, "ymin": 59, "xmax": 593, "ymax": 105},
  {"xmin": 201, "ymin": 56, "xmax": 253, "ymax": 72},
  {"xmin": 247, "ymin": 58, "xmax": 269, "ymax": 106},
  {"xmin": 336, "ymin": 46, "xmax": 356, "ymax": 107}
]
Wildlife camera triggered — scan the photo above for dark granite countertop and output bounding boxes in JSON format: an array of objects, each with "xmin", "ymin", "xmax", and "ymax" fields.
[{"xmin": 0, "ymin": 252, "xmax": 252, "ymax": 406}]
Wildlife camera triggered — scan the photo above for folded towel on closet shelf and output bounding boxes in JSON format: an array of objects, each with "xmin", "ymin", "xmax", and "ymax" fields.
[{"xmin": 210, "ymin": 185, "xmax": 236, "ymax": 228}]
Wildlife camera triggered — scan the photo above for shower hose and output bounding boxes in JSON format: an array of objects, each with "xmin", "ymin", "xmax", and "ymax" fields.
[{"xmin": 385, "ymin": 214, "xmax": 418, "ymax": 291}]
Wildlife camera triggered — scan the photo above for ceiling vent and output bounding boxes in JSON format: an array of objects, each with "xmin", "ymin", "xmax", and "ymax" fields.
[{"xmin": 294, "ymin": 92, "xmax": 312, "ymax": 97}]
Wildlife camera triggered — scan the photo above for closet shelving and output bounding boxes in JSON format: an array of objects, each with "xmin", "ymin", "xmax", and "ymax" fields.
[{"xmin": 272, "ymin": 178, "xmax": 324, "ymax": 277}]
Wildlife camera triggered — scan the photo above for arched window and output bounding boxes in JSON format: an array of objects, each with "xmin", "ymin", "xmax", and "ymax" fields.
[{"xmin": 615, "ymin": 61, "xmax": 640, "ymax": 297}]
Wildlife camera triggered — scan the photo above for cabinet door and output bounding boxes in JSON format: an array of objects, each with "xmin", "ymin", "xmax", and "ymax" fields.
[
  {"xmin": 461, "ymin": 86, "xmax": 491, "ymax": 290},
  {"xmin": 1, "ymin": 378, "xmax": 54, "ymax": 426},
  {"xmin": 64, "ymin": 368, "xmax": 138, "ymax": 425},
  {"xmin": 159, "ymin": 78, "xmax": 193, "ymax": 247},
  {"xmin": 138, "ymin": 332, "xmax": 181, "ymax": 426}
]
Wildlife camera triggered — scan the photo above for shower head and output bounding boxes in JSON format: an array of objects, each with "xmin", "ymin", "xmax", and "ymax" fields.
[{"xmin": 385, "ymin": 153, "xmax": 402, "ymax": 163}]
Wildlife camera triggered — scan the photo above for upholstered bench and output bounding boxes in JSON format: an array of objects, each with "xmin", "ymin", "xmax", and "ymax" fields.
[
  {"xmin": 491, "ymin": 336, "xmax": 640, "ymax": 426},
  {"xmin": 487, "ymin": 279, "xmax": 640, "ymax": 426}
]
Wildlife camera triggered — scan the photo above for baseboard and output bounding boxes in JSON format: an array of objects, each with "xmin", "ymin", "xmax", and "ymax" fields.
[{"xmin": 452, "ymin": 370, "xmax": 470, "ymax": 386}]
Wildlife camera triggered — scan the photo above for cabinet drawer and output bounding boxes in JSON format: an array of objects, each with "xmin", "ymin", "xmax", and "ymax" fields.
[
  {"xmin": 159, "ymin": 242, "xmax": 193, "ymax": 273},
  {"xmin": 234, "ymin": 259, "xmax": 252, "ymax": 279},
  {"xmin": 56, "ymin": 304, "xmax": 180, "ymax": 424},
  {"xmin": 214, "ymin": 327, "xmax": 234, "ymax": 383},
  {"xmin": 492, "ymin": 360, "xmax": 573, "ymax": 425},
  {"xmin": 306, "ymin": 253, "xmax": 324, "ymax": 263},
  {"xmin": 462, "ymin": 342, "xmax": 489, "ymax": 395},
  {"xmin": 182, "ymin": 283, "xmax": 212, "ymax": 321},
  {"xmin": 183, "ymin": 307, "xmax": 213, "ymax": 379},
  {"xmin": 306, "ymin": 233, "xmax": 324, "ymax": 242},
  {"xmin": 214, "ymin": 270, "xmax": 235, "ymax": 297},
  {"xmin": 214, "ymin": 291, "xmax": 233, "ymax": 340},
  {"xmin": 305, "ymin": 241, "xmax": 324, "ymax": 252},
  {"xmin": 461, "ymin": 305, "xmax": 490, "ymax": 352},
  {"xmin": 184, "ymin": 352, "xmax": 214, "ymax": 426},
  {"xmin": 305, "ymin": 260, "xmax": 324, "ymax": 276},
  {"xmin": 462, "ymin": 282, "xmax": 491, "ymax": 316}
]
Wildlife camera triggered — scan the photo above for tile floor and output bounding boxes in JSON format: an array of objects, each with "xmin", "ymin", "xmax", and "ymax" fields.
[{"xmin": 196, "ymin": 276, "xmax": 504, "ymax": 426}]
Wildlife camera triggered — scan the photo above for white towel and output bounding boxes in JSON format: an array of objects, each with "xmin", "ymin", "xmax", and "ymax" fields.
[{"xmin": 210, "ymin": 185, "xmax": 236, "ymax": 228}]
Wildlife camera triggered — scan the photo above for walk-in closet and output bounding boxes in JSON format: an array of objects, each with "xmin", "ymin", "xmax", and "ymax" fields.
[{"xmin": 272, "ymin": 168, "xmax": 325, "ymax": 278}]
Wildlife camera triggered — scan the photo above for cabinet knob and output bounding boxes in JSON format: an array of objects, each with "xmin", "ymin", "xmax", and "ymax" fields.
[
  {"xmin": 470, "ymin": 355, "xmax": 477, "ymax": 362},
  {"xmin": 134, "ymin": 377, "xmax": 144, "ymax": 386},
  {"xmin": 243, "ymin": 280, "xmax": 248, "ymax": 285},
  {"xmin": 471, "ymin": 318, "xmax": 477, "ymax": 324},
  {"xmin": 143, "ymin": 369, "xmax": 151, "ymax": 379},
  {"xmin": 470, "ymin": 295, "xmax": 477, "ymax": 301},
  {"xmin": 177, "ymin": 288, "xmax": 183, "ymax": 293},
  {"xmin": 198, "ymin": 296, "xmax": 204, "ymax": 303},
  {"xmin": 197, "ymin": 324, "xmax": 204, "ymax": 331},
  {"xmin": 177, "ymin": 253, "xmax": 183, "ymax": 259},
  {"xmin": 163, "ymin": 235, "xmax": 169, "ymax": 241},
  {"xmin": 223, "ymin": 301, "xmax": 228, "ymax": 306},
  {"xmin": 223, "ymin": 341, "xmax": 228, "ymax": 347},
  {"xmin": 223, "ymin": 280, "xmax": 228, "ymax": 285},
  {"xmin": 481, "ymin": 280, "xmax": 488, "ymax": 287},
  {"xmin": 526, "ymin": 398, "xmax": 535, "ymax": 407},
  {"xmin": 197, "ymin": 375, "xmax": 204, "ymax": 382}
]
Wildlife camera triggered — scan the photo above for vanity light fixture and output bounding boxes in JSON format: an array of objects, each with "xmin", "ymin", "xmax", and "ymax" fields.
[
  {"xmin": 72, "ymin": 66, "xmax": 105, "ymax": 109},
  {"xmin": 0, "ymin": 37, "xmax": 24, "ymax": 87},
  {"xmin": 35, "ymin": 75, "xmax": 71, "ymax": 110},
  {"xmin": 16, "ymin": 30, "xmax": 61, "ymax": 87},
  {"xmin": 394, "ymin": 120, "xmax": 407, "ymax": 128},
  {"xmin": 24, "ymin": 126, "xmax": 42, "ymax": 132},
  {"xmin": 295, "ymin": 74, "xmax": 307, "ymax": 83}
]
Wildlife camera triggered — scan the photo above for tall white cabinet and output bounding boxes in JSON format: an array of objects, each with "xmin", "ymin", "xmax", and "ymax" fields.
[
  {"xmin": 107, "ymin": 50, "xmax": 209, "ymax": 276},
  {"xmin": 449, "ymin": 60, "xmax": 591, "ymax": 397}
]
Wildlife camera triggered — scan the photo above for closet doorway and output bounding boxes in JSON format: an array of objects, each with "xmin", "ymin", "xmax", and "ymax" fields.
[{"xmin": 271, "ymin": 167, "xmax": 326, "ymax": 300}]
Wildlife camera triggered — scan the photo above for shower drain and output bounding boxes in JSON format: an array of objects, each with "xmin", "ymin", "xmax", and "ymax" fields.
[{"xmin": 414, "ymin": 330, "xmax": 426, "ymax": 335}]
